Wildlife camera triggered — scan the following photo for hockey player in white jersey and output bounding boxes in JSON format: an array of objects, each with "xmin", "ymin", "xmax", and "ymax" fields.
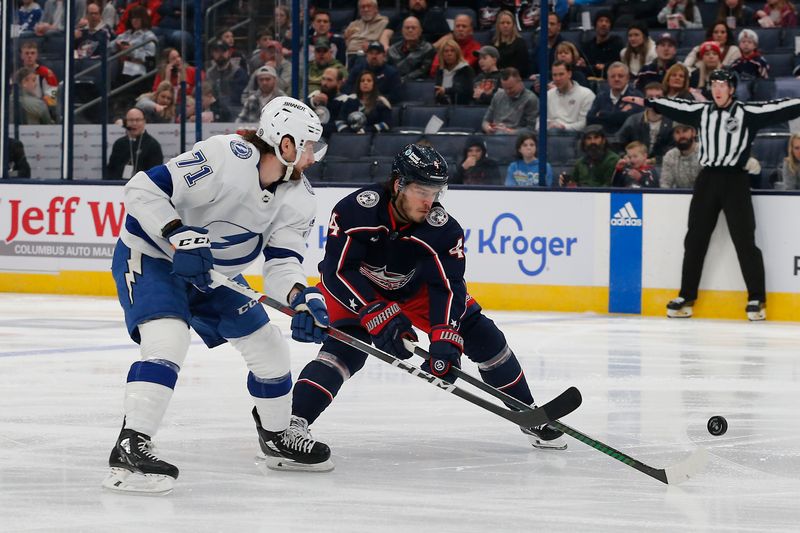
[{"xmin": 104, "ymin": 97, "xmax": 333, "ymax": 494}]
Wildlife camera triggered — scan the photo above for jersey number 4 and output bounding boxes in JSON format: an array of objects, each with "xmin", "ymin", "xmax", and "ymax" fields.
[
  {"xmin": 328, "ymin": 212, "xmax": 340, "ymax": 237},
  {"xmin": 176, "ymin": 150, "xmax": 213, "ymax": 186},
  {"xmin": 449, "ymin": 237, "xmax": 464, "ymax": 259}
]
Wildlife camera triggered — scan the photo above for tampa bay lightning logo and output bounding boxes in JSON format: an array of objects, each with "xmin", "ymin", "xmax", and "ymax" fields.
[
  {"xmin": 230, "ymin": 140, "xmax": 253, "ymax": 159},
  {"xmin": 426, "ymin": 206, "xmax": 448, "ymax": 227},
  {"xmin": 357, "ymin": 190, "xmax": 379, "ymax": 208},
  {"xmin": 206, "ymin": 220, "xmax": 263, "ymax": 266}
]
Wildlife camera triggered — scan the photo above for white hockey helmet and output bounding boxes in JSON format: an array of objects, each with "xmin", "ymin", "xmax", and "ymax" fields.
[{"xmin": 257, "ymin": 96, "xmax": 327, "ymax": 180}]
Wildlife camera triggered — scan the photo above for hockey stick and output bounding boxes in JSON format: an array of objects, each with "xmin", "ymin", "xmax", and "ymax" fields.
[
  {"xmin": 403, "ymin": 340, "xmax": 708, "ymax": 485},
  {"xmin": 208, "ymin": 270, "xmax": 581, "ymax": 428}
]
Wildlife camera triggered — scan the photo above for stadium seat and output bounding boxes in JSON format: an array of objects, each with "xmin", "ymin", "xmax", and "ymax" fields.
[
  {"xmin": 328, "ymin": 7, "xmax": 355, "ymax": 33},
  {"xmin": 775, "ymin": 77, "xmax": 800, "ymax": 98},
  {"xmin": 696, "ymin": 2, "xmax": 719, "ymax": 26},
  {"xmin": 326, "ymin": 133, "xmax": 373, "ymax": 160},
  {"xmin": 371, "ymin": 132, "xmax": 422, "ymax": 157},
  {"xmin": 444, "ymin": 7, "xmax": 477, "ymax": 27},
  {"xmin": 323, "ymin": 160, "xmax": 375, "ymax": 183},
  {"xmin": 473, "ymin": 30, "xmax": 492, "ymax": 45},
  {"xmin": 401, "ymin": 105, "xmax": 448, "ymax": 129},
  {"xmin": 304, "ymin": 161, "xmax": 324, "ymax": 183},
  {"xmin": 425, "ymin": 133, "xmax": 470, "ymax": 161},
  {"xmin": 400, "ymin": 80, "xmax": 436, "ymax": 104},
  {"xmin": 751, "ymin": 78, "xmax": 776, "ymax": 101},
  {"xmin": 370, "ymin": 158, "xmax": 394, "ymax": 182},
  {"xmin": 751, "ymin": 133, "xmax": 790, "ymax": 169},
  {"xmin": 679, "ymin": 29, "xmax": 706, "ymax": 49},
  {"xmin": 752, "ymin": 28, "xmax": 783, "ymax": 51},
  {"xmin": 763, "ymin": 53, "xmax": 794, "ymax": 77},
  {"xmin": 560, "ymin": 30, "xmax": 583, "ymax": 46},
  {"xmin": 446, "ymin": 105, "xmax": 488, "ymax": 132},
  {"xmin": 546, "ymin": 134, "xmax": 579, "ymax": 165},
  {"xmin": 482, "ymin": 134, "xmax": 518, "ymax": 163}
]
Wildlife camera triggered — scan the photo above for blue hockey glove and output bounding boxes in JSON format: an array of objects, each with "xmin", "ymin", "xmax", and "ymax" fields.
[
  {"xmin": 422, "ymin": 325, "xmax": 463, "ymax": 382},
  {"xmin": 358, "ymin": 300, "xmax": 418, "ymax": 359},
  {"xmin": 167, "ymin": 225, "xmax": 213, "ymax": 291},
  {"xmin": 290, "ymin": 287, "xmax": 330, "ymax": 343}
]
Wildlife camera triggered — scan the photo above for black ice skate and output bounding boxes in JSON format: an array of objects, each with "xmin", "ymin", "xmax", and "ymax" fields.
[
  {"xmin": 746, "ymin": 300, "xmax": 766, "ymax": 321},
  {"xmin": 521, "ymin": 423, "xmax": 568, "ymax": 450},
  {"xmin": 252, "ymin": 407, "xmax": 334, "ymax": 472},
  {"xmin": 666, "ymin": 297, "xmax": 694, "ymax": 318},
  {"xmin": 102, "ymin": 428, "xmax": 178, "ymax": 494}
]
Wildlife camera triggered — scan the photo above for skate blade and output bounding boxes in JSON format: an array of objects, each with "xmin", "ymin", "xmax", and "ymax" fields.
[
  {"xmin": 666, "ymin": 308, "xmax": 692, "ymax": 318},
  {"xmin": 527, "ymin": 436, "xmax": 568, "ymax": 450},
  {"xmin": 102, "ymin": 467, "xmax": 175, "ymax": 495},
  {"xmin": 255, "ymin": 453, "xmax": 335, "ymax": 473},
  {"xmin": 747, "ymin": 310, "xmax": 766, "ymax": 321}
]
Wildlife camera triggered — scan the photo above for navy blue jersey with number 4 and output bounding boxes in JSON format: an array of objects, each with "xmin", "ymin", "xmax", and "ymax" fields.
[{"xmin": 319, "ymin": 185, "xmax": 468, "ymax": 329}]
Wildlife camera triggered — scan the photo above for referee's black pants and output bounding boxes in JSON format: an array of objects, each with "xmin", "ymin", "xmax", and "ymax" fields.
[{"xmin": 678, "ymin": 167, "xmax": 765, "ymax": 303}]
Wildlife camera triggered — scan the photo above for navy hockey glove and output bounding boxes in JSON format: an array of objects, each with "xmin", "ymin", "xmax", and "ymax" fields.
[
  {"xmin": 290, "ymin": 287, "xmax": 330, "ymax": 343},
  {"xmin": 167, "ymin": 225, "xmax": 213, "ymax": 291},
  {"xmin": 423, "ymin": 325, "xmax": 463, "ymax": 382},
  {"xmin": 359, "ymin": 300, "xmax": 418, "ymax": 359}
]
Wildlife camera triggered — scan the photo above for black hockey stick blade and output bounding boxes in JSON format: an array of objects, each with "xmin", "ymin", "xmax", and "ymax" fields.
[
  {"xmin": 207, "ymin": 271, "xmax": 581, "ymax": 429},
  {"xmin": 406, "ymin": 340, "xmax": 708, "ymax": 485}
]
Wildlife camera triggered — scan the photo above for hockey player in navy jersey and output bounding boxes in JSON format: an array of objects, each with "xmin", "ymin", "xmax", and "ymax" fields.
[
  {"xmin": 104, "ymin": 97, "xmax": 334, "ymax": 494},
  {"xmin": 288, "ymin": 144, "xmax": 567, "ymax": 464}
]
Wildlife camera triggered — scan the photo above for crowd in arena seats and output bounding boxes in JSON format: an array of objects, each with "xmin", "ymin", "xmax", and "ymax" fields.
[{"xmin": 7, "ymin": 0, "xmax": 800, "ymax": 188}]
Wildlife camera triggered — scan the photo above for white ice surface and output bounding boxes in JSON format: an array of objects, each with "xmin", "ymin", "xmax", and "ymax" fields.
[{"xmin": 1, "ymin": 294, "xmax": 799, "ymax": 532}]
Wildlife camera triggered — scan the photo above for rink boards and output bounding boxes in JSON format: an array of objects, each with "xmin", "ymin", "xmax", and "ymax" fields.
[{"xmin": 0, "ymin": 183, "xmax": 799, "ymax": 321}]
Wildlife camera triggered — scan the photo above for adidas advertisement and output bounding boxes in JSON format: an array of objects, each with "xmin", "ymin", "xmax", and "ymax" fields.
[
  {"xmin": 609, "ymin": 194, "xmax": 643, "ymax": 314},
  {"xmin": 610, "ymin": 201, "xmax": 643, "ymax": 227}
]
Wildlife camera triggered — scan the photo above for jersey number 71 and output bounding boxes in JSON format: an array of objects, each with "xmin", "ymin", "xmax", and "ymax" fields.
[{"xmin": 176, "ymin": 150, "xmax": 213, "ymax": 186}]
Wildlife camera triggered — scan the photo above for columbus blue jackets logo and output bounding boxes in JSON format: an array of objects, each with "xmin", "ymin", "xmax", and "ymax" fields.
[
  {"xmin": 426, "ymin": 206, "xmax": 448, "ymax": 227},
  {"xmin": 230, "ymin": 140, "xmax": 253, "ymax": 159},
  {"xmin": 356, "ymin": 190, "xmax": 380, "ymax": 207}
]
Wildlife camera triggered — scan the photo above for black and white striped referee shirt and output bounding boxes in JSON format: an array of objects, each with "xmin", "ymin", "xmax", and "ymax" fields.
[{"xmin": 645, "ymin": 97, "xmax": 800, "ymax": 169}]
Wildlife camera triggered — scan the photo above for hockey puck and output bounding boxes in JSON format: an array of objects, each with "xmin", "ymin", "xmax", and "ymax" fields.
[{"xmin": 707, "ymin": 416, "xmax": 728, "ymax": 436}]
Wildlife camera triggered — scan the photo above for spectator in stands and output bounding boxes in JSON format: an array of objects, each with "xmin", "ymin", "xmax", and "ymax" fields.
[
  {"xmin": 580, "ymin": 10, "xmax": 624, "ymax": 79},
  {"xmin": 529, "ymin": 12, "xmax": 564, "ymax": 76},
  {"xmin": 660, "ymin": 123, "xmax": 701, "ymax": 188},
  {"xmin": 612, "ymin": 141, "xmax": 659, "ymax": 188},
  {"xmin": 308, "ymin": 67, "xmax": 348, "ymax": 138},
  {"xmin": 684, "ymin": 22, "xmax": 741, "ymax": 69},
  {"xmin": 492, "ymin": 10, "xmax": 530, "ymax": 77},
  {"xmin": 154, "ymin": 0, "xmax": 196, "ymax": 58},
  {"xmin": 657, "ymin": 0, "xmax": 703, "ymax": 29},
  {"xmin": 236, "ymin": 66, "xmax": 285, "ymax": 124},
  {"xmin": 546, "ymin": 60, "xmax": 596, "ymax": 132},
  {"xmin": 336, "ymin": 70, "xmax": 392, "ymax": 134},
  {"xmin": 429, "ymin": 14, "xmax": 480, "ymax": 77},
  {"xmin": 615, "ymin": 83, "xmax": 674, "ymax": 162},
  {"xmin": 552, "ymin": 42, "xmax": 591, "ymax": 89},
  {"xmin": 471, "ymin": 45, "xmax": 502, "ymax": 105},
  {"xmin": 385, "ymin": 0, "xmax": 450, "ymax": 45},
  {"xmin": 662, "ymin": 63, "xmax": 694, "ymax": 99},
  {"xmin": 387, "ymin": 16, "xmax": 435, "ymax": 83},
  {"xmin": 17, "ymin": 41, "xmax": 58, "ymax": 111},
  {"xmin": 586, "ymin": 61, "xmax": 643, "ymax": 135},
  {"xmin": 74, "ymin": 0, "xmax": 113, "ymax": 59},
  {"xmin": 689, "ymin": 41, "xmax": 724, "ymax": 100},
  {"xmin": 717, "ymin": 0, "xmax": 756, "ymax": 29},
  {"xmin": 344, "ymin": 0, "xmax": 391, "ymax": 64},
  {"xmin": 434, "ymin": 39, "xmax": 475, "ymax": 105},
  {"xmin": 115, "ymin": 0, "xmax": 160, "ymax": 35},
  {"xmin": 17, "ymin": 0, "xmax": 43, "ymax": 37},
  {"xmin": 35, "ymin": 0, "xmax": 69, "ymax": 36},
  {"xmin": 7, "ymin": 138, "xmax": 32, "ymax": 178},
  {"xmin": 309, "ymin": 10, "xmax": 347, "ymax": 65},
  {"xmin": 505, "ymin": 133, "xmax": 553, "ymax": 187},
  {"xmin": 14, "ymin": 68, "xmax": 54, "ymax": 125},
  {"xmin": 730, "ymin": 29, "xmax": 770, "ymax": 80},
  {"xmin": 198, "ymin": 82, "xmax": 232, "ymax": 123},
  {"xmin": 559, "ymin": 124, "xmax": 620, "ymax": 187},
  {"xmin": 135, "ymin": 81, "xmax": 176, "ymax": 123},
  {"xmin": 482, "ymin": 67, "xmax": 539, "ymax": 135},
  {"xmin": 754, "ymin": 0, "xmax": 798, "ymax": 27},
  {"xmin": 110, "ymin": 5, "xmax": 157, "ymax": 109},
  {"xmin": 267, "ymin": 4, "xmax": 292, "ymax": 53},
  {"xmin": 153, "ymin": 47, "xmax": 202, "ymax": 102},
  {"xmin": 107, "ymin": 107, "xmax": 162, "ymax": 180},
  {"xmin": 452, "ymin": 136, "xmax": 502, "ymax": 186},
  {"xmin": 612, "ymin": 0, "xmax": 661, "ymax": 29},
  {"xmin": 620, "ymin": 23, "xmax": 656, "ymax": 77},
  {"xmin": 247, "ymin": 35, "xmax": 292, "ymax": 92},
  {"xmin": 219, "ymin": 29, "xmax": 248, "ymax": 74},
  {"xmin": 343, "ymin": 41, "xmax": 401, "ymax": 103},
  {"xmin": 636, "ymin": 33, "xmax": 678, "ymax": 92},
  {"xmin": 206, "ymin": 40, "xmax": 249, "ymax": 109},
  {"xmin": 775, "ymin": 132, "xmax": 800, "ymax": 189},
  {"xmin": 308, "ymin": 36, "xmax": 347, "ymax": 94}
]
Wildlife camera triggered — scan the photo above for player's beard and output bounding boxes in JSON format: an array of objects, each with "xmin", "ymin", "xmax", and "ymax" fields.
[{"xmin": 394, "ymin": 192, "xmax": 427, "ymax": 224}]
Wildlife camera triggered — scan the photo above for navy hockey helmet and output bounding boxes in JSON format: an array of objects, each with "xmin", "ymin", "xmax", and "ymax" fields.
[
  {"xmin": 391, "ymin": 144, "xmax": 449, "ymax": 189},
  {"xmin": 709, "ymin": 68, "xmax": 737, "ymax": 90}
]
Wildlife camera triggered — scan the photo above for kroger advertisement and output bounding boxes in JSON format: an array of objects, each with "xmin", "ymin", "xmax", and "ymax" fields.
[{"xmin": 1, "ymin": 183, "xmax": 799, "ymax": 319}]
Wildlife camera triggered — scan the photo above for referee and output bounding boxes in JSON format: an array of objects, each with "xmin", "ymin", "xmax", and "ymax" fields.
[{"xmin": 624, "ymin": 69, "xmax": 800, "ymax": 320}]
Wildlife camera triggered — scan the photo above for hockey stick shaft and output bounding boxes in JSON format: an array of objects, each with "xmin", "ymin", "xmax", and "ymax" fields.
[
  {"xmin": 208, "ymin": 271, "xmax": 580, "ymax": 428},
  {"xmin": 404, "ymin": 341, "xmax": 707, "ymax": 485}
]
